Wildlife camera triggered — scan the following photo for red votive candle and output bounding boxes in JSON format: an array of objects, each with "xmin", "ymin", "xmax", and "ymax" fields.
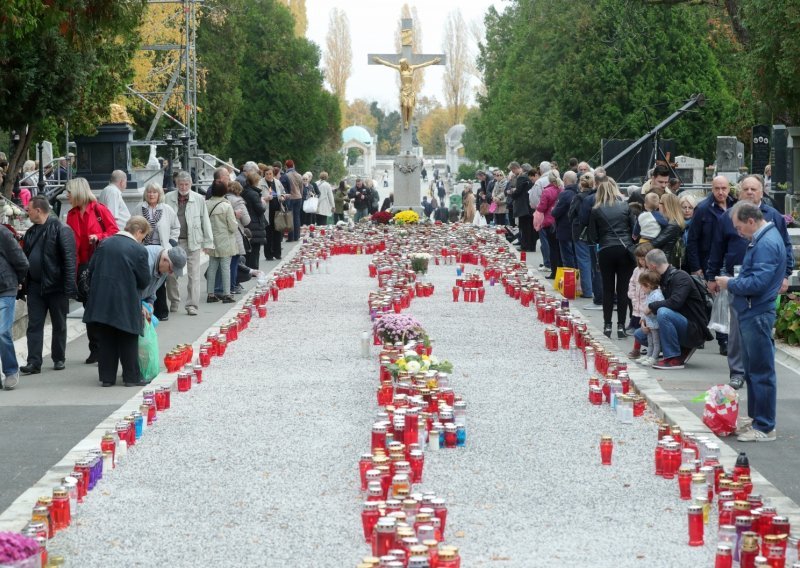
[
  {"xmin": 600, "ymin": 435, "xmax": 613, "ymax": 465},
  {"xmin": 688, "ymin": 505, "xmax": 705, "ymax": 546}
]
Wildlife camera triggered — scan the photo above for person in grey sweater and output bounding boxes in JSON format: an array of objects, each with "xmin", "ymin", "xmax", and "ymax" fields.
[{"xmin": 0, "ymin": 223, "xmax": 30, "ymax": 390}]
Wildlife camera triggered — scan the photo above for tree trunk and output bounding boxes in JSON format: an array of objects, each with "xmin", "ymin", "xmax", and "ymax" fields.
[{"xmin": 2, "ymin": 124, "xmax": 35, "ymax": 198}]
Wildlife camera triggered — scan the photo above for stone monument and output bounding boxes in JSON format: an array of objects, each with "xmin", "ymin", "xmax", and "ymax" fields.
[
  {"xmin": 751, "ymin": 125, "xmax": 770, "ymax": 177},
  {"xmin": 715, "ymin": 136, "xmax": 744, "ymax": 184},
  {"xmin": 74, "ymin": 103, "xmax": 139, "ymax": 190},
  {"xmin": 369, "ymin": 18, "xmax": 445, "ymax": 212}
]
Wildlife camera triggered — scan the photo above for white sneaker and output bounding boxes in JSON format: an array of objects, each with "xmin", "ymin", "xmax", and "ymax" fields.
[
  {"xmin": 736, "ymin": 428, "xmax": 776, "ymax": 442},
  {"xmin": 3, "ymin": 372, "xmax": 19, "ymax": 390},
  {"xmin": 583, "ymin": 303, "xmax": 603, "ymax": 311},
  {"xmin": 638, "ymin": 357, "xmax": 654, "ymax": 366}
]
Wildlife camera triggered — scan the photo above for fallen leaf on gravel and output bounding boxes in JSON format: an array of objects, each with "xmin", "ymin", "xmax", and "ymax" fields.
[
  {"xmin": 636, "ymin": 554, "xmax": 646, "ymax": 559},
  {"xmin": 490, "ymin": 556, "xmax": 511, "ymax": 561},
  {"xmin": 455, "ymin": 531, "xmax": 465, "ymax": 538}
]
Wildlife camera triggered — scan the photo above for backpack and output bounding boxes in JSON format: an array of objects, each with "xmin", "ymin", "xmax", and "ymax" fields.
[{"xmin": 690, "ymin": 274, "xmax": 713, "ymax": 323}]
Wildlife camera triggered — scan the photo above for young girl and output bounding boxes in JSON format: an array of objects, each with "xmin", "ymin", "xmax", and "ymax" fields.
[
  {"xmin": 634, "ymin": 270, "xmax": 665, "ymax": 366},
  {"xmin": 627, "ymin": 242, "xmax": 653, "ymax": 358}
]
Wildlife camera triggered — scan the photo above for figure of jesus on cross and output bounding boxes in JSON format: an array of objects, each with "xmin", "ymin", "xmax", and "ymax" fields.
[{"xmin": 369, "ymin": 19, "xmax": 446, "ymax": 132}]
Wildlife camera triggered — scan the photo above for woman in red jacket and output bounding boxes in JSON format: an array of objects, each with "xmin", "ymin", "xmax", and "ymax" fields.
[
  {"xmin": 65, "ymin": 177, "xmax": 118, "ymax": 364},
  {"xmin": 535, "ymin": 171, "xmax": 563, "ymax": 279}
]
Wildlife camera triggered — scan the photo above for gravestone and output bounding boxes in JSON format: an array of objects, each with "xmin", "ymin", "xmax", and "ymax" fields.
[
  {"xmin": 771, "ymin": 125, "xmax": 790, "ymax": 213},
  {"xmin": 751, "ymin": 125, "xmax": 770, "ymax": 177},
  {"xmin": 75, "ymin": 123, "xmax": 139, "ymax": 190},
  {"xmin": 715, "ymin": 136, "xmax": 744, "ymax": 184},
  {"xmin": 674, "ymin": 155, "xmax": 704, "ymax": 185},
  {"xmin": 368, "ymin": 18, "xmax": 445, "ymax": 212}
]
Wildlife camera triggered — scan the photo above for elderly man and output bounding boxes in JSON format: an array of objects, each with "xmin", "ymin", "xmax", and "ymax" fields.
[
  {"xmin": 716, "ymin": 202, "xmax": 786, "ymax": 442},
  {"xmin": 529, "ymin": 161, "xmax": 552, "ymax": 270},
  {"xmin": 686, "ymin": 175, "xmax": 736, "ymax": 354},
  {"xmin": 165, "ymin": 171, "xmax": 214, "ymax": 316},
  {"xmin": 706, "ymin": 174, "xmax": 792, "ymax": 389},
  {"xmin": 206, "ymin": 166, "xmax": 232, "ymax": 199},
  {"xmin": 141, "ymin": 245, "xmax": 187, "ymax": 306},
  {"xmin": 644, "ymin": 248, "xmax": 712, "ymax": 370},
  {"xmin": 98, "ymin": 170, "xmax": 131, "ymax": 230},
  {"xmin": 20, "ymin": 196, "xmax": 77, "ymax": 375}
]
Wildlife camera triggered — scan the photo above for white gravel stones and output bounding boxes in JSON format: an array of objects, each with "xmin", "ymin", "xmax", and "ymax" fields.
[{"xmin": 53, "ymin": 254, "xmax": 718, "ymax": 566}]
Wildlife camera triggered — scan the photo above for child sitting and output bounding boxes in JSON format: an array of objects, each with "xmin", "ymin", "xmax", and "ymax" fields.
[
  {"xmin": 626, "ymin": 242, "xmax": 654, "ymax": 358},
  {"xmin": 633, "ymin": 192, "xmax": 668, "ymax": 242},
  {"xmin": 635, "ymin": 270, "xmax": 665, "ymax": 366}
]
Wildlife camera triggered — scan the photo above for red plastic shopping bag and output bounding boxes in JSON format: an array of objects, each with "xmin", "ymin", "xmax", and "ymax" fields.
[{"xmin": 701, "ymin": 384, "xmax": 739, "ymax": 436}]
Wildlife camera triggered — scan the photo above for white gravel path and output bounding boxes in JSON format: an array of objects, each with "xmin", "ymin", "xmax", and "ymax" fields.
[{"xmin": 52, "ymin": 250, "xmax": 719, "ymax": 567}]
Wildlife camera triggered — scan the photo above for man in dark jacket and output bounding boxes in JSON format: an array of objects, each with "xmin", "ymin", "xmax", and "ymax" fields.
[
  {"xmin": 706, "ymin": 174, "xmax": 792, "ymax": 389},
  {"xmin": 509, "ymin": 162, "xmax": 533, "ymax": 251},
  {"xmin": 20, "ymin": 196, "xmax": 77, "ymax": 375},
  {"xmin": 686, "ymin": 175, "xmax": 735, "ymax": 354},
  {"xmin": 646, "ymin": 248, "xmax": 712, "ymax": 370},
  {"xmin": 0, "ymin": 224, "xmax": 29, "ymax": 390},
  {"xmin": 551, "ymin": 171, "xmax": 578, "ymax": 268},
  {"xmin": 83, "ymin": 219, "xmax": 151, "ymax": 387}
]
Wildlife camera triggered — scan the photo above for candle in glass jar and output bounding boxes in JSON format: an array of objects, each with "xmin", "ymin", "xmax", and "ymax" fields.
[
  {"xmin": 50, "ymin": 487, "xmax": 70, "ymax": 532},
  {"xmin": 600, "ymin": 435, "xmax": 613, "ymax": 465},
  {"xmin": 715, "ymin": 544, "xmax": 733, "ymax": 568},
  {"xmin": 688, "ymin": 505, "xmax": 704, "ymax": 546}
]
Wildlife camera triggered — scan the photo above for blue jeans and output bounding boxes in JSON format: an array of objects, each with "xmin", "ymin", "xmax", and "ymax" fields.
[
  {"xmin": 0, "ymin": 296, "xmax": 19, "ymax": 375},
  {"xmin": 575, "ymin": 240, "xmax": 594, "ymax": 298},
  {"xmin": 538, "ymin": 228, "xmax": 550, "ymax": 268},
  {"xmin": 288, "ymin": 198, "xmax": 303, "ymax": 241},
  {"xmin": 354, "ymin": 208, "xmax": 369, "ymax": 222},
  {"xmin": 739, "ymin": 311, "xmax": 777, "ymax": 432},
  {"xmin": 655, "ymin": 307, "xmax": 689, "ymax": 359},
  {"xmin": 559, "ymin": 239, "xmax": 576, "ymax": 268},
  {"xmin": 214, "ymin": 255, "xmax": 240, "ymax": 294}
]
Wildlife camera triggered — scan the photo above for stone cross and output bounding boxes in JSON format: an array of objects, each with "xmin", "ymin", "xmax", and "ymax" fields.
[{"xmin": 368, "ymin": 18, "xmax": 446, "ymax": 152}]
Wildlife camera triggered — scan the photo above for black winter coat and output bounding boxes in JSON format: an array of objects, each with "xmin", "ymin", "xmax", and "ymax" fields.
[
  {"xmin": 551, "ymin": 184, "xmax": 577, "ymax": 241},
  {"xmin": 22, "ymin": 217, "xmax": 77, "ymax": 298},
  {"xmin": 510, "ymin": 175, "xmax": 532, "ymax": 218},
  {"xmin": 648, "ymin": 265, "xmax": 713, "ymax": 347},
  {"xmin": 83, "ymin": 233, "xmax": 150, "ymax": 335},
  {"xmin": 649, "ymin": 221, "xmax": 683, "ymax": 266},
  {"xmin": 588, "ymin": 201, "xmax": 635, "ymax": 250},
  {"xmin": 0, "ymin": 225, "xmax": 28, "ymax": 297},
  {"xmin": 242, "ymin": 185, "xmax": 267, "ymax": 244}
]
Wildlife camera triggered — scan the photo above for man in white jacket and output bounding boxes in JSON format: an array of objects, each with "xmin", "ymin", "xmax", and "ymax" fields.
[
  {"xmin": 98, "ymin": 170, "xmax": 131, "ymax": 230},
  {"xmin": 164, "ymin": 171, "xmax": 214, "ymax": 316}
]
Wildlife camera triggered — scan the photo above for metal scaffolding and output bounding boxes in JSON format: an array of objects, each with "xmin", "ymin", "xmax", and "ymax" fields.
[{"xmin": 125, "ymin": 0, "xmax": 201, "ymax": 171}]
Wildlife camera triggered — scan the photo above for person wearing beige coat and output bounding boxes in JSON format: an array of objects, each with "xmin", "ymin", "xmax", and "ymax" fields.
[{"xmin": 206, "ymin": 181, "xmax": 238, "ymax": 303}]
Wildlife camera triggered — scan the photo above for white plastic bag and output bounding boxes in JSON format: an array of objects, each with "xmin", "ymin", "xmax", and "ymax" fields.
[{"xmin": 709, "ymin": 289, "xmax": 730, "ymax": 334}]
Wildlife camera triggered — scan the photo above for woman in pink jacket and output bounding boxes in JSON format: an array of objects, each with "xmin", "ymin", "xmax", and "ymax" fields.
[{"xmin": 535, "ymin": 171, "xmax": 563, "ymax": 279}]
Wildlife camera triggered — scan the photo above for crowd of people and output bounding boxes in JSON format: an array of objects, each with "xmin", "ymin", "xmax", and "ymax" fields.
[
  {"xmin": 1, "ymin": 157, "xmax": 359, "ymax": 390},
  {"xmin": 467, "ymin": 158, "xmax": 791, "ymax": 442}
]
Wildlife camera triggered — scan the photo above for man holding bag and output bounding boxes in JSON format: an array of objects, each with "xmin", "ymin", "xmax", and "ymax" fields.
[{"xmin": 716, "ymin": 201, "xmax": 786, "ymax": 443}]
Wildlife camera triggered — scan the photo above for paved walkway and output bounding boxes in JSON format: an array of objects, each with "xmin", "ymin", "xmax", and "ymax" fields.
[
  {"xmin": 0, "ymin": 249, "xmax": 294, "ymax": 515},
  {"xmin": 524, "ymin": 248, "xmax": 800, "ymax": 506}
]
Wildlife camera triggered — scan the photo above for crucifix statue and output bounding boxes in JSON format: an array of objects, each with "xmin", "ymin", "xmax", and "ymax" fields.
[{"xmin": 369, "ymin": 18, "xmax": 446, "ymax": 133}]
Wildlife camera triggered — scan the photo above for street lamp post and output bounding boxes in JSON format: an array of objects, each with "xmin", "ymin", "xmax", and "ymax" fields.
[
  {"xmin": 37, "ymin": 141, "xmax": 46, "ymax": 198},
  {"xmin": 164, "ymin": 132, "xmax": 175, "ymax": 191}
]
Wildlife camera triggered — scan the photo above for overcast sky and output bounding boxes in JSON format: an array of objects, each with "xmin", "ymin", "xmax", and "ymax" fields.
[{"xmin": 304, "ymin": 0, "xmax": 509, "ymax": 115}]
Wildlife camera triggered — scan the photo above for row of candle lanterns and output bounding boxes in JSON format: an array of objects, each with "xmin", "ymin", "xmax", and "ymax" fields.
[
  {"xmin": 7, "ymin": 259, "xmax": 298, "ymax": 566},
  {"xmin": 357, "ymin": 240, "xmax": 468, "ymax": 567}
]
